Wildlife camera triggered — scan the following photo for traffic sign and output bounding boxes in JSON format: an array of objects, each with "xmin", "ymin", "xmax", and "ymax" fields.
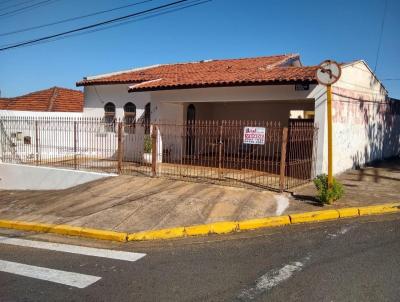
[{"xmin": 316, "ymin": 60, "xmax": 341, "ymax": 86}]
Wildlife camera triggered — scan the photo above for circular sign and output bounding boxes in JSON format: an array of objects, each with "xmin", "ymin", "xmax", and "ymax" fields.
[{"xmin": 316, "ymin": 60, "xmax": 341, "ymax": 85}]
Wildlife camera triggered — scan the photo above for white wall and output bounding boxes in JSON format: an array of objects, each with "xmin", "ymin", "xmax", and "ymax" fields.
[
  {"xmin": 84, "ymin": 84, "xmax": 319, "ymax": 122},
  {"xmin": 0, "ymin": 163, "xmax": 115, "ymax": 190},
  {"xmin": 314, "ymin": 61, "xmax": 400, "ymax": 175},
  {"xmin": 83, "ymin": 84, "xmax": 151, "ymax": 120},
  {"xmin": 0, "ymin": 110, "xmax": 82, "ymax": 118},
  {"xmin": 312, "ymin": 84, "xmax": 328, "ymax": 175},
  {"xmin": 0, "ymin": 116, "xmax": 119, "ymax": 164},
  {"xmin": 83, "ymin": 84, "xmax": 319, "ymax": 164}
]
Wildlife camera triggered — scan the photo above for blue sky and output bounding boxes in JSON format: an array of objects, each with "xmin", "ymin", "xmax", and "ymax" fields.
[{"xmin": 0, "ymin": 0, "xmax": 399, "ymax": 98}]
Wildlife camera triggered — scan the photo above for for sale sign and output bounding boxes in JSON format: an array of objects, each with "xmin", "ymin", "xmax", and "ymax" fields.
[{"xmin": 243, "ymin": 127, "xmax": 266, "ymax": 145}]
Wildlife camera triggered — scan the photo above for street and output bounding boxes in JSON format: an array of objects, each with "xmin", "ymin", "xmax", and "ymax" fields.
[{"xmin": 1, "ymin": 213, "xmax": 400, "ymax": 301}]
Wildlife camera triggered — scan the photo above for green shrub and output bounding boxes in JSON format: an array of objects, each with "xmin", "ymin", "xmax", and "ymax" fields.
[
  {"xmin": 313, "ymin": 174, "xmax": 344, "ymax": 204},
  {"xmin": 143, "ymin": 135, "xmax": 152, "ymax": 153}
]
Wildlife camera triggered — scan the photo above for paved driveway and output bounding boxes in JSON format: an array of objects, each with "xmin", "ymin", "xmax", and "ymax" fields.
[
  {"xmin": 0, "ymin": 176, "xmax": 283, "ymax": 232},
  {"xmin": 0, "ymin": 157, "xmax": 399, "ymax": 233}
]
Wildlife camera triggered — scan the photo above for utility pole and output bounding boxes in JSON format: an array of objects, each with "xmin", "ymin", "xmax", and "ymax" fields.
[
  {"xmin": 316, "ymin": 60, "xmax": 341, "ymax": 189},
  {"xmin": 326, "ymin": 84, "xmax": 333, "ymax": 186}
]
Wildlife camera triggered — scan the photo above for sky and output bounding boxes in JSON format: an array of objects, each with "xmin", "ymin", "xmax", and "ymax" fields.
[{"xmin": 0, "ymin": 0, "xmax": 399, "ymax": 98}]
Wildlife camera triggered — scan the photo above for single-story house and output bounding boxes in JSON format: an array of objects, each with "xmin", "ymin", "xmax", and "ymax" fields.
[
  {"xmin": 76, "ymin": 54, "xmax": 400, "ymax": 176},
  {"xmin": 0, "ymin": 86, "xmax": 83, "ymax": 117},
  {"xmin": 0, "ymin": 87, "xmax": 84, "ymax": 163}
]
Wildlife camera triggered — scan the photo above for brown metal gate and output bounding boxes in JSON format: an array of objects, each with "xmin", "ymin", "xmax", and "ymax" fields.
[
  {"xmin": 156, "ymin": 120, "xmax": 317, "ymax": 191},
  {"xmin": 0, "ymin": 117, "xmax": 318, "ymax": 191}
]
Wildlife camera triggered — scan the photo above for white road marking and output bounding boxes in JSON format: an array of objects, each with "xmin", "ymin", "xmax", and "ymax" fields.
[
  {"xmin": 274, "ymin": 194, "xmax": 289, "ymax": 215},
  {"xmin": 327, "ymin": 225, "xmax": 354, "ymax": 239},
  {"xmin": 0, "ymin": 236, "xmax": 146, "ymax": 262},
  {"xmin": 0, "ymin": 260, "xmax": 101, "ymax": 288},
  {"xmin": 237, "ymin": 256, "xmax": 309, "ymax": 301}
]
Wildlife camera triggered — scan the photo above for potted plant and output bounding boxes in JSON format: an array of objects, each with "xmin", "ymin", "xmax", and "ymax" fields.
[{"xmin": 143, "ymin": 134, "xmax": 152, "ymax": 164}]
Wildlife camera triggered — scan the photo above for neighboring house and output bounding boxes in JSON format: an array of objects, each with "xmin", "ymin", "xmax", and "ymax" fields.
[
  {"xmin": 0, "ymin": 86, "xmax": 83, "ymax": 117},
  {"xmin": 76, "ymin": 54, "xmax": 400, "ymax": 176},
  {"xmin": 0, "ymin": 87, "xmax": 84, "ymax": 163}
]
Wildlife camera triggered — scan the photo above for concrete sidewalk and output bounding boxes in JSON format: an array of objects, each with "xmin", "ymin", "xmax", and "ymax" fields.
[
  {"xmin": 289, "ymin": 157, "xmax": 400, "ymax": 212},
  {"xmin": 0, "ymin": 158, "xmax": 399, "ymax": 233}
]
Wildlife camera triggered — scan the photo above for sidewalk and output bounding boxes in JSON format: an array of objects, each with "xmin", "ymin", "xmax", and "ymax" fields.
[
  {"xmin": 289, "ymin": 157, "xmax": 400, "ymax": 212},
  {"xmin": 0, "ymin": 158, "xmax": 399, "ymax": 234}
]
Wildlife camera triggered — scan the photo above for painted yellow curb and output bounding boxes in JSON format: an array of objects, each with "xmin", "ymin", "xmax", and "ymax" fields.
[
  {"xmin": 0, "ymin": 220, "xmax": 53, "ymax": 233},
  {"xmin": 79, "ymin": 227, "xmax": 127, "ymax": 242},
  {"xmin": 289, "ymin": 209, "xmax": 340, "ymax": 224},
  {"xmin": 127, "ymin": 222, "xmax": 239, "ymax": 241},
  {"xmin": 1, "ymin": 202, "xmax": 400, "ymax": 242},
  {"xmin": 128, "ymin": 227, "xmax": 185, "ymax": 241},
  {"xmin": 183, "ymin": 224, "xmax": 211, "ymax": 237},
  {"xmin": 337, "ymin": 207, "xmax": 360, "ymax": 218},
  {"xmin": 184, "ymin": 221, "xmax": 238, "ymax": 237},
  {"xmin": 52, "ymin": 224, "xmax": 84, "ymax": 237},
  {"xmin": 358, "ymin": 203, "xmax": 400, "ymax": 216},
  {"xmin": 205, "ymin": 221, "xmax": 239, "ymax": 234},
  {"xmin": 238, "ymin": 216, "xmax": 290, "ymax": 231},
  {"xmin": 0, "ymin": 219, "xmax": 128, "ymax": 242}
]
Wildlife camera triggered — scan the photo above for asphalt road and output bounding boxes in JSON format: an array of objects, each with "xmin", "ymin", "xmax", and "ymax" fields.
[{"xmin": 1, "ymin": 213, "xmax": 400, "ymax": 302}]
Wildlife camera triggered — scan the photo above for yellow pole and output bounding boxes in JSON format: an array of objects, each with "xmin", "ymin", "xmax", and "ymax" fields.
[{"xmin": 327, "ymin": 84, "xmax": 333, "ymax": 188}]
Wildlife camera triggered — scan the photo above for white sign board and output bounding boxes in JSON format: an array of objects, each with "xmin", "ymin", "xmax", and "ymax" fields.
[{"xmin": 243, "ymin": 127, "xmax": 266, "ymax": 145}]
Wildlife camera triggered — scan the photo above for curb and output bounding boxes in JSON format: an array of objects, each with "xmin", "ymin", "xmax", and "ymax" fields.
[
  {"xmin": 0, "ymin": 220, "xmax": 127, "ymax": 242},
  {"xmin": 0, "ymin": 203, "xmax": 399, "ymax": 242}
]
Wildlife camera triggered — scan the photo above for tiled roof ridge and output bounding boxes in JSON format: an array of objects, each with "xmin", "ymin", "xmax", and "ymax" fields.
[
  {"xmin": 0, "ymin": 86, "xmax": 82, "ymax": 100},
  {"xmin": 0, "ymin": 87, "xmax": 83, "ymax": 112},
  {"xmin": 47, "ymin": 87, "xmax": 59, "ymax": 111},
  {"xmin": 0, "ymin": 87, "xmax": 53, "ymax": 100},
  {"xmin": 160, "ymin": 53, "xmax": 299, "ymax": 66},
  {"xmin": 77, "ymin": 53, "xmax": 299, "ymax": 86}
]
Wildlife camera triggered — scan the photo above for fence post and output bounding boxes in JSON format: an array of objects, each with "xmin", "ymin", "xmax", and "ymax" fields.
[
  {"xmin": 151, "ymin": 125, "xmax": 158, "ymax": 177},
  {"xmin": 35, "ymin": 120, "xmax": 39, "ymax": 166},
  {"xmin": 74, "ymin": 121, "xmax": 77, "ymax": 170},
  {"xmin": 279, "ymin": 127, "xmax": 288, "ymax": 192},
  {"xmin": 218, "ymin": 121, "xmax": 224, "ymax": 178},
  {"xmin": 117, "ymin": 121, "xmax": 123, "ymax": 174}
]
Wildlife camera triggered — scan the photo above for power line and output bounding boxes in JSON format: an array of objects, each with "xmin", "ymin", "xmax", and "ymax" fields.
[
  {"xmin": 0, "ymin": 0, "xmax": 206, "ymax": 51},
  {"xmin": 373, "ymin": 0, "xmax": 388, "ymax": 73},
  {"xmin": 0, "ymin": 0, "xmax": 58, "ymax": 19},
  {"xmin": 382, "ymin": 79, "xmax": 400, "ymax": 81},
  {"xmin": 0, "ymin": 0, "xmax": 38, "ymax": 12},
  {"xmin": 0, "ymin": 0, "xmax": 156, "ymax": 37},
  {"xmin": 15, "ymin": 0, "xmax": 210, "ymax": 49},
  {"xmin": 0, "ymin": 0, "xmax": 26, "ymax": 6}
]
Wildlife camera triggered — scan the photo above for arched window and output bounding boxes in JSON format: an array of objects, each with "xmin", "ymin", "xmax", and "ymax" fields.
[
  {"xmin": 144, "ymin": 102, "xmax": 151, "ymax": 134},
  {"xmin": 104, "ymin": 102, "xmax": 115, "ymax": 118},
  {"xmin": 104, "ymin": 102, "xmax": 116, "ymax": 131},
  {"xmin": 124, "ymin": 102, "xmax": 136, "ymax": 133}
]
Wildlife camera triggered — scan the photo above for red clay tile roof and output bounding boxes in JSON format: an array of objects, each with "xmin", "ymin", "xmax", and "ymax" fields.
[
  {"xmin": 0, "ymin": 87, "xmax": 83, "ymax": 112},
  {"xmin": 76, "ymin": 54, "xmax": 318, "ymax": 91}
]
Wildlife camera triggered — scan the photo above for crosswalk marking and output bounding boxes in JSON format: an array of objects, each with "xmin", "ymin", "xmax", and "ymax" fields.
[
  {"xmin": 0, "ymin": 236, "xmax": 146, "ymax": 262},
  {"xmin": 0, "ymin": 260, "xmax": 101, "ymax": 288}
]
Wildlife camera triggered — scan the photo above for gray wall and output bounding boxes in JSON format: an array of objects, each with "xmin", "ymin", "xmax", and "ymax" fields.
[{"xmin": 182, "ymin": 101, "xmax": 315, "ymax": 126}]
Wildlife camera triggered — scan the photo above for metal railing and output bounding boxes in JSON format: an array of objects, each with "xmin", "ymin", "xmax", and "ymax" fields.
[{"xmin": 0, "ymin": 116, "xmax": 318, "ymax": 191}]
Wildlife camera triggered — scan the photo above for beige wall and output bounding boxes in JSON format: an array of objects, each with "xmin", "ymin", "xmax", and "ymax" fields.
[{"xmin": 312, "ymin": 61, "xmax": 399, "ymax": 176}]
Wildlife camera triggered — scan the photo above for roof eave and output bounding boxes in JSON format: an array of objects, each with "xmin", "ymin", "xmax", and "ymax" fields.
[
  {"xmin": 76, "ymin": 80, "xmax": 144, "ymax": 87},
  {"xmin": 128, "ymin": 79, "xmax": 318, "ymax": 93}
]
